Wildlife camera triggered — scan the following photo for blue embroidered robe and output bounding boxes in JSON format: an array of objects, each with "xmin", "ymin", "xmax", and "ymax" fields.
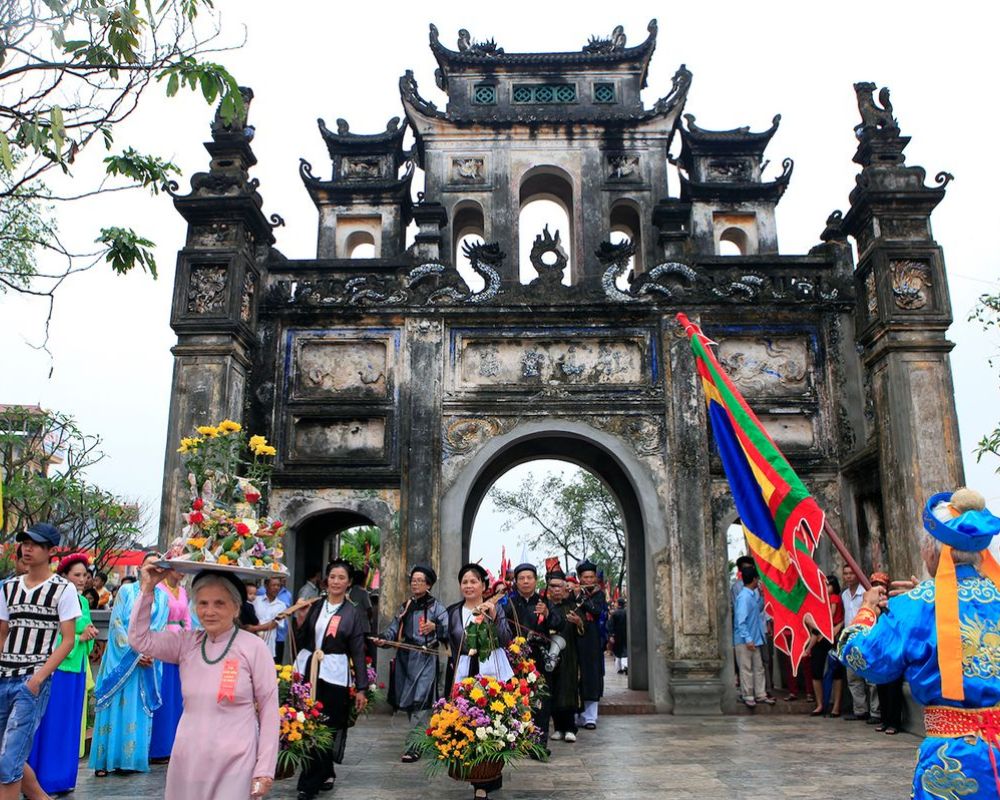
[
  {"xmin": 89, "ymin": 582, "xmax": 170, "ymax": 772},
  {"xmin": 836, "ymin": 564, "xmax": 1000, "ymax": 799}
]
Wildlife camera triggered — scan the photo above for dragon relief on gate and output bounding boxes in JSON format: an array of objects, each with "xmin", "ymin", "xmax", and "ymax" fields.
[
  {"xmin": 442, "ymin": 417, "xmax": 508, "ymax": 456},
  {"xmin": 717, "ymin": 339, "xmax": 809, "ymax": 395}
]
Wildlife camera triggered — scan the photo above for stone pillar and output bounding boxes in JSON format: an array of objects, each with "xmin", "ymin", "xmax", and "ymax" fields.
[
  {"xmin": 158, "ymin": 89, "xmax": 275, "ymax": 547},
  {"xmin": 664, "ymin": 316, "xmax": 724, "ymax": 714},
  {"xmin": 400, "ymin": 318, "xmax": 444, "ymax": 570},
  {"xmin": 842, "ymin": 82, "xmax": 962, "ymax": 580}
]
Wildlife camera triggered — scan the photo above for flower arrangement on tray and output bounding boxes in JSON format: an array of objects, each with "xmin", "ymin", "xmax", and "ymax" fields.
[
  {"xmin": 347, "ymin": 656, "xmax": 385, "ymax": 727},
  {"xmin": 409, "ymin": 673, "xmax": 546, "ymax": 782},
  {"xmin": 275, "ymin": 664, "xmax": 333, "ymax": 775},
  {"xmin": 167, "ymin": 419, "xmax": 287, "ymax": 575}
]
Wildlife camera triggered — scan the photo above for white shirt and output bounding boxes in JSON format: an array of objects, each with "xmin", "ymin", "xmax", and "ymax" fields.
[
  {"xmin": 842, "ymin": 584, "xmax": 865, "ymax": 625},
  {"xmin": 0, "ymin": 575, "xmax": 81, "ymax": 623},
  {"xmin": 252, "ymin": 595, "xmax": 287, "ymax": 657},
  {"xmin": 293, "ymin": 600, "xmax": 350, "ymax": 686}
]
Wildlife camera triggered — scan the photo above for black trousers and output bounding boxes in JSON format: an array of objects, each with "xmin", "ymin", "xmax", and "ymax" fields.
[
  {"xmin": 533, "ymin": 690, "xmax": 552, "ymax": 745},
  {"xmin": 877, "ymin": 677, "xmax": 905, "ymax": 728},
  {"xmin": 298, "ymin": 680, "xmax": 349, "ymax": 796},
  {"xmin": 552, "ymin": 707, "xmax": 578, "ymax": 734}
]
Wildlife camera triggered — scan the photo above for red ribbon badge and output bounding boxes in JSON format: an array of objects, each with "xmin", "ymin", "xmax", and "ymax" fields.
[
  {"xmin": 217, "ymin": 658, "xmax": 239, "ymax": 703},
  {"xmin": 325, "ymin": 615, "xmax": 341, "ymax": 639}
]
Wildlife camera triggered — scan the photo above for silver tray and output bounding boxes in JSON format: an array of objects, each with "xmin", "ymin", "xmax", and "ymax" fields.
[{"xmin": 153, "ymin": 558, "xmax": 288, "ymax": 579}]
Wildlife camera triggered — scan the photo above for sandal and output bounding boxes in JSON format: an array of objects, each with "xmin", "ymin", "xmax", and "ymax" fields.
[
  {"xmin": 401, "ymin": 751, "xmax": 420, "ymax": 763},
  {"xmin": 884, "ymin": 727, "xmax": 898, "ymax": 735},
  {"xmin": 474, "ymin": 790, "xmax": 489, "ymax": 799},
  {"xmin": 783, "ymin": 694, "xmax": 798, "ymax": 701},
  {"xmin": 874, "ymin": 723, "xmax": 887, "ymax": 732},
  {"xmin": 810, "ymin": 708, "xmax": 824, "ymax": 716},
  {"xmin": 95, "ymin": 769, "xmax": 109, "ymax": 777}
]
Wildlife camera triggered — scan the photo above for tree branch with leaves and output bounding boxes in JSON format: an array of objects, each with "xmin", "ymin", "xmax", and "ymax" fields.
[
  {"xmin": 0, "ymin": 0, "xmax": 244, "ymax": 349},
  {"xmin": 970, "ymin": 287, "xmax": 1000, "ymax": 471}
]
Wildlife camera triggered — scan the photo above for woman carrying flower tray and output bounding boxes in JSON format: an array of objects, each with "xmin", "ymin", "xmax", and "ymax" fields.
[{"xmin": 128, "ymin": 564, "xmax": 280, "ymax": 800}]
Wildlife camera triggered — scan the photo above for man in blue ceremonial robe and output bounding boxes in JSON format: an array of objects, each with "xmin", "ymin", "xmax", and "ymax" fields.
[{"xmin": 836, "ymin": 488, "xmax": 1000, "ymax": 799}]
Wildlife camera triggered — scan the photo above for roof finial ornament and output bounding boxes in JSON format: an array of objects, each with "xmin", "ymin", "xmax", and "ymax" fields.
[
  {"xmin": 583, "ymin": 24, "xmax": 626, "ymax": 54},
  {"xmin": 853, "ymin": 82, "xmax": 898, "ymax": 136},
  {"xmin": 336, "ymin": 118, "xmax": 350, "ymax": 135},
  {"xmin": 455, "ymin": 28, "xmax": 504, "ymax": 56}
]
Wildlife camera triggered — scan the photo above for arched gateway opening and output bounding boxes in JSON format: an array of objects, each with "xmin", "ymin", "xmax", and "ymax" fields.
[
  {"xmin": 442, "ymin": 425, "xmax": 652, "ymax": 694},
  {"xmin": 291, "ymin": 509, "xmax": 377, "ymax": 595}
]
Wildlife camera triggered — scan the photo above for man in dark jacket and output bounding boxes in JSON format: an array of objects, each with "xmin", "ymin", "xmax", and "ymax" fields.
[
  {"xmin": 507, "ymin": 562, "xmax": 562, "ymax": 755},
  {"xmin": 545, "ymin": 569, "xmax": 583, "ymax": 743},
  {"xmin": 609, "ymin": 598, "xmax": 628, "ymax": 674},
  {"xmin": 574, "ymin": 559, "xmax": 608, "ymax": 730}
]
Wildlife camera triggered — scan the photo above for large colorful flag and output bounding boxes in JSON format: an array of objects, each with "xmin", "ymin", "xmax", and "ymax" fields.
[{"xmin": 677, "ymin": 313, "xmax": 834, "ymax": 671}]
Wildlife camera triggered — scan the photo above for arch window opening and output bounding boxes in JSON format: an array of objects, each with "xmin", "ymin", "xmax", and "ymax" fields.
[
  {"xmin": 519, "ymin": 168, "xmax": 574, "ymax": 286},
  {"xmin": 453, "ymin": 202, "xmax": 486, "ymax": 292},
  {"xmin": 345, "ymin": 229, "xmax": 376, "ymax": 259},
  {"xmin": 291, "ymin": 511, "xmax": 382, "ymax": 602},
  {"xmin": 610, "ymin": 202, "xmax": 643, "ymax": 292}
]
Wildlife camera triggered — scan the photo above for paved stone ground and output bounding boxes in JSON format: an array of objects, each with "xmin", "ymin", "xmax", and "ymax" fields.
[{"xmin": 72, "ymin": 712, "xmax": 919, "ymax": 799}]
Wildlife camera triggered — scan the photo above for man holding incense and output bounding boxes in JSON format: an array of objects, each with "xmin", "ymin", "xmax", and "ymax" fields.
[
  {"xmin": 373, "ymin": 565, "xmax": 449, "ymax": 762},
  {"xmin": 836, "ymin": 488, "xmax": 1000, "ymax": 799}
]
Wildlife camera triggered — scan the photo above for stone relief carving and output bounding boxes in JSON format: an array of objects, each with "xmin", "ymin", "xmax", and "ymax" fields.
[
  {"xmin": 528, "ymin": 226, "xmax": 568, "ymax": 287},
  {"xmin": 591, "ymin": 415, "xmax": 664, "ymax": 457},
  {"xmin": 717, "ymin": 339, "xmax": 809, "ymax": 396},
  {"xmin": 291, "ymin": 417, "xmax": 386, "ymax": 460},
  {"xmin": 459, "ymin": 338, "xmax": 646, "ymax": 387},
  {"xmin": 456, "ymin": 29, "xmax": 504, "ymax": 56},
  {"xmin": 707, "ymin": 158, "xmax": 751, "ymax": 181},
  {"xmin": 341, "ymin": 157, "xmax": 383, "ymax": 180},
  {"xmin": 865, "ymin": 271, "xmax": 878, "ymax": 316},
  {"xmin": 187, "ymin": 266, "xmax": 227, "ymax": 314},
  {"xmin": 890, "ymin": 260, "xmax": 932, "ymax": 310},
  {"xmin": 838, "ymin": 405, "xmax": 856, "ymax": 454},
  {"xmin": 295, "ymin": 339, "xmax": 389, "ymax": 399},
  {"xmin": 452, "ymin": 158, "xmax": 485, "ymax": 183},
  {"xmin": 862, "ymin": 370, "xmax": 876, "ymax": 440},
  {"xmin": 240, "ymin": 273, "xmax": 255, "ymax": 322},
  {"xmin": 443, "ymin": 417, "xmax": 504, "ymax": 455},
  {"xmin": 607, "ymin": 154, "xmax": 640, "ymax": 181}
]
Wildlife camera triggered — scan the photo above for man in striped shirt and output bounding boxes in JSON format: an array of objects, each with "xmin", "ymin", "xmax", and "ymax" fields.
[{"xmin": 0, "ymin": 523, "xmax": 79, "ymax": 800}]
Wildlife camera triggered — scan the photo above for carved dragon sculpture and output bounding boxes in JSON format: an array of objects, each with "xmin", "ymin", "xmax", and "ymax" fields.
[
  {"xmin": 853, "ymin": 82, "xmax": 898, "ymax": 133},
  {"xmin": 583, "ymin": 25, "xmax": 626, "ymax": 53},
  {"xmin": 406, "ymin": 241, "xmax": 504, "ymax": 305},
  {"xmin": 597, "ymin": 240, "xmax": 697, "ymax": 303}
]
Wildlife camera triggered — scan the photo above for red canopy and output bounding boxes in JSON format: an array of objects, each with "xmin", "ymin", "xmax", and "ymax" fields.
[{"xmin": 103, "ymin": 550, "xmax": 148, "ymax": 567}]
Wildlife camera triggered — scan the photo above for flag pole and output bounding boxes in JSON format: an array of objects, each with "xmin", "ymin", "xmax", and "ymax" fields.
[{"xmin": 822, "ymin": 520, "xmax": 872, "ymax": 591}]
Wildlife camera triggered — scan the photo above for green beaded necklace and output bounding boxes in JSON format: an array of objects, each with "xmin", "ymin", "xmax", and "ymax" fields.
[{"xmin": 200, "ymin": 626, "xmax": 239, "ymax": 665}]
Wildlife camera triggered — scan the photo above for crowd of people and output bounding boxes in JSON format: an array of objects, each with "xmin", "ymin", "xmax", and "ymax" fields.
[
  {"xmin": 0, "ymin": 522, "xmax": 626, "ymax": 800},
  {"xmin": 732, "ymin": 554, "xmax": 919, "ymax": 735}
]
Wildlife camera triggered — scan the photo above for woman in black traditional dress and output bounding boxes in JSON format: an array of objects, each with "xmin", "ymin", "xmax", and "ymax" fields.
[
  {"xmin": 445, "ymin": 563, "xmax": 512, "ymax": 799},
  {"xmin": 292, "ymin": 560, "xmax": 369, "ymax": 800}
]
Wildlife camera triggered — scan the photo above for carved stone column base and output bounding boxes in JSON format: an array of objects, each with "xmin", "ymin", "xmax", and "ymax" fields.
[{"xmin": 668, "ymin": 659, "xmax": 724, "ymax": 715}]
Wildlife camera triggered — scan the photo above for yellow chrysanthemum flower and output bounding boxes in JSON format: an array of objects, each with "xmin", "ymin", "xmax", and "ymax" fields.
[
  {"xmin": 197, "ymin": 425, "xmax": 219, "ymax": 438},
  {"xmin": 218, "ymin": 419, "xmax": 242, "ymax": 434},
  {"xmin": 256, "ymin": 444, "xmax": 277, "ymax": 457},
  {"xmin": 489, "ymin": 700, "xmax": 505, "ymax": 713},
  {"xmin": 502, "ymin": 692, "xmax": 517, "ymax": 707}
]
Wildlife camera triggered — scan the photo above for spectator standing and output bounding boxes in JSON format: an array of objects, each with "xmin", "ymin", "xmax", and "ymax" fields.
[
  {"xmin": 150, "ymin": 569, "xmax": 191, "ymax": 762},
  {"xmin": 0, "ymin": 523, "xmax": 80, "ymax": 800},
  {"xmin": 868, "ymin": 571, "xmax": 905, "ymax": 735},
  {"xmin": 252, "ymin": 577, "xmax": 288, "ymax": 662},
  {"xmin": 275, "ymin": 578, "xmax": 293, "ymax": 663},
  {"xmin": 94, "ymin": 571, "xmax": 112, "ymax": 608},
  {"xmin": 841, "ymin": 564, "xmax": 880, "ymax": 723},
  {"xmin": 733, "ymin": 566, "xmax": 774, "ymax": 707},
  {"xmin": 609, "ymin": 598, "xmax": 628, "ymax": 674},
  {"xmin": 808, "ymin": 573, "xmax": 846, "ymax": 716},
  {"xmin": 297, "ymin": 568, "xmax": 323, "ymax": 602}
]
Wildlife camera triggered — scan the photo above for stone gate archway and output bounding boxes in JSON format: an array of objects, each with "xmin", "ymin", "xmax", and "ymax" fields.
[{"xmin": 440, "ymin": 420, "xmax": 665, "ymax": 702}]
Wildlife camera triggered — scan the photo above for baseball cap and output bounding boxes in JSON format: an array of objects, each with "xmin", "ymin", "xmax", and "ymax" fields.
[{"xmin": 15, "ymin": 522, "xmax": 61, "ymax": 548}]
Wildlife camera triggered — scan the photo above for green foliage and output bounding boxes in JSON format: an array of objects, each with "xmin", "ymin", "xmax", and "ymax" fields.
[
  {"xmin": 97, "ymin": 226, "xmax": 157, "ymax": 277},
  {"xmin": 0, "ymin": 0, "xmax": 242, "ymax": 299},
  {"xmin": 0, "ymin": 405, "xmax": 144, "ymax": 572},
  {"xmin": 488, "ymin": 469, "xmax": 627, "ymax": 591},
  {"xmin": 103, "ymin": 148, "xmax": 181, "ymax": 194},
  {"xmin": 970, "ymin": 287, "xmax": 1000, "ymax": 472},
  {"xmin": 339, "ymin": 525, "xmax": 380, "ymax": 586}
]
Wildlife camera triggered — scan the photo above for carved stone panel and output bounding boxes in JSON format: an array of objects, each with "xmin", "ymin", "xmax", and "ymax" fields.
[
  {"xmin": 293, "ymin": 339, "xmax": 389, "ymax": 400},
  {"xmin": 706, "ymin": 158, "xmax": 751, "ymax": 181},
  {"xmin": 758, "ymin": 413, "xmax": 816, "ymax": 449},
  {"xmin": 340, "ymin": 156, "xmax": 386, "ymax": 180},
  {"xmin": 716, "ymin": 338, "xmax": 811, "ymax": 398},
  {"xmin": 290, "ymin": 416, "xmax": 386, "ymax": 461},
  {"xmin": 890, "ymin": 260, "xmax": 932, "ymax": 310},
  {"xmin": 240, "ymin": 273, "xmax": 255, "ymax": 323},
  {"xmin": 865, "ymin": 271, "xmax": 878, "ymax": 317},
  {"xmin": 457, "ymin": 337, "xmax": 648, "ymax": 387},
  {"xmin": 451, "ymin": 157, "xmax": 485, "ymax": 184},
  {"xmin": 187, "ymin": 265, "xmax": 228, "ymax": 314},
  {"xmin": 607, "ymin": 153, "xmax": 641, "ymax": 182}
]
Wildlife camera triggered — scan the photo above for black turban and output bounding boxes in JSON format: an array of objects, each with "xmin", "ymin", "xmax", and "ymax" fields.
[
  {"xmin": 410, "ymin": 564, "xmax": 437, "ymax": 587},
  {"xmin": 513, "ymin": 563, "xmax": 537, "ymax": 578},
  {"xmin": 576, "ymin": 559, "xmax": 598, "ymax": 575}
]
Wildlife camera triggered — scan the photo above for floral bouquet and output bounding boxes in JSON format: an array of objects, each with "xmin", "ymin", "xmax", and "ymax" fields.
[
  {"xmin": 409, "ymin": 674, "xmax": 546, "ymax": 782},
  {"xmin": 505, "ymin": 637, "xmax": 546, "ymax": 703},
  {"xmin": 347, "ymin": 656, "xmax": 385, "ymax": 726},
  {"xmin": 169, "ymin": 419, "xmax": 287, "ymax": 574},
  {"xmin": 275, "ymin": 664, "xmax": 333, "ymax": 775}
]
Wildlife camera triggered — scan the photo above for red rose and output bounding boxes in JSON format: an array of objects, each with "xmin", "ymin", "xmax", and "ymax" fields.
[
  {"xmin": 192, "ymin": 498, "xmax": 204, "ymax": 511},
  {"xmin": 426, "ymin": 728, "xmax": 433, "ymax": 735},
  {"xmin": 189, "ymin": 511, "xmax": 204, "ymax": 525},
  {"xmin": 488, "ymin": 687, "xmax": 499, "ymax": 697},
  {"xmin": 235, "ymin": 523, "xmax": 250, "ymax": 536},
  {"xmin": 479, "ymin": 677, "xmax": 489, "ymax": 687},
  {"xmin": 272, "ymin": 520, "xmax": 283, "ymax": 530},
  {"xmin": 476, "ymin": 696, "xmax": 488, "ymax": 708},
  {"xmin": 378, "ymin": 682, "xmax": 385, "ymax": 689}
]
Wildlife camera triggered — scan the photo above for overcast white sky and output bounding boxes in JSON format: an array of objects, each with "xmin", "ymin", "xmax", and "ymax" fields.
[{"xmin": 2, "ymin": 2, "xmax": 998, "ymax": 560}]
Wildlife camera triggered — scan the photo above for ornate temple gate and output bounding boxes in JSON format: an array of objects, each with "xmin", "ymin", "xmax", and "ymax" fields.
[{"xmin": 158, "ymin": 23, "xmax": 962, "ymax": 713}]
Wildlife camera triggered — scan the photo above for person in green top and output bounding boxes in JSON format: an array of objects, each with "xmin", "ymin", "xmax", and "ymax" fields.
[{"xmin": 27, "ymin": 553, "xmax": 99, "ymax": 794}]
